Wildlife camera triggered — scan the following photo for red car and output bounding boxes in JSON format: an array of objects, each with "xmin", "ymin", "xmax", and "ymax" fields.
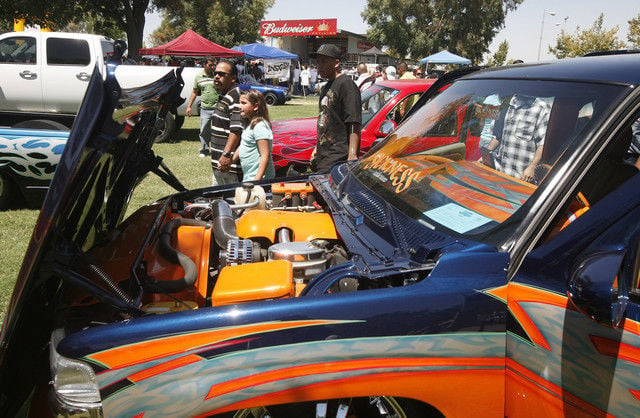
[{"xmin": 271, "ymin": 78, "xmax": 436, "ymax": 175}]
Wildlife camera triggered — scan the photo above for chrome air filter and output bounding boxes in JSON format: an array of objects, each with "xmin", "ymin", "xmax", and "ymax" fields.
[{"xmin": 268, "ymin": 241, "xmax": 328, "ymax": 282}]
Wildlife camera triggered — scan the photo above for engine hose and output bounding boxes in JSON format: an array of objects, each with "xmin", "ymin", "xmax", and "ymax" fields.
[
  {"xmin": 211, "ymin": 200, "xmax": 240, "ymax": 248},
  {"xmin": 88, "ymin": 263, "xmax": 135, "ymax": 305},
  {"xmin": 147, "ymin": 217, "xmax": 207, "ymax": 293}
]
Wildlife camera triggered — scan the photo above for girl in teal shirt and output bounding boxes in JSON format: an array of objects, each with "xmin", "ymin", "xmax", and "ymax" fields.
[{"xmin": 234, "ymin": 90, "xmax": 275, "ymax": 181}]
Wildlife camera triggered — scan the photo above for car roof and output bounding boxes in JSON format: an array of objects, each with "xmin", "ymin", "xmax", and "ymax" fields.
[
  {"xmin": 376, "ymin": 79, "xmax": 436, "ymax": 88},
  {"xmin": 466, "ymin": 53, "xmax": 640, "ymax": 85}
]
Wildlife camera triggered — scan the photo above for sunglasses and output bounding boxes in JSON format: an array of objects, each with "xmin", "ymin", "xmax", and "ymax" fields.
[{"xmin": 214, "ymin": 71, "xmax": 229, "ymax": 77}]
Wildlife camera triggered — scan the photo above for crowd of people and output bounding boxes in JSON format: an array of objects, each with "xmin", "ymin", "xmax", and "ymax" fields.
[
  {"xmin": 188, "ymin": 44, "xmax": 364, "ymax": 185},
  {"xmin": 185, "ymin": 45, "xmax": 456, "ymax": 185}
]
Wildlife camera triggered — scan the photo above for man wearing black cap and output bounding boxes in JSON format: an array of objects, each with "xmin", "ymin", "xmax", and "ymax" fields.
[{"xmin": 310, "ymin": 44, "xmax": 361, "ymax": 172}]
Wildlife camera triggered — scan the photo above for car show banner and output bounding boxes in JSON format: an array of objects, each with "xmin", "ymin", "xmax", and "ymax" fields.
[
  {"xmin": 264, "ymin": 59, "xmax": 290, "ymax": 79},
  {"xmin": 260, "ymin": 19, "xmax": 337, "ymax": 37}
]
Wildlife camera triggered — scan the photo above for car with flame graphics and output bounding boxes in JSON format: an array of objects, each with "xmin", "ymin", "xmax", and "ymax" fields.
[
  {"xmin": 271, "ymin": 79, "xmax": 435, "ymax": 175},
  {"xmin": 2, "ymin": 52, "xmax": 640, "ymax": 417},
  {"xmin": 0, "ymin": 124, "xmax": 68, "ymax": 209}
]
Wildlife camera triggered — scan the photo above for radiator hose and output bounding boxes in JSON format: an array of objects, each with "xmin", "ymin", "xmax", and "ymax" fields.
[
  {"xmin": 211, "ymin": 200, "xmax": 239, "ymax": 247},
  {"xmin": 146, "ymin": 218, "xmax": 207, "ymax": 293}
]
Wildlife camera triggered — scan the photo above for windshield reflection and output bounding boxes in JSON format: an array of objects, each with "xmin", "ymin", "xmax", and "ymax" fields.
[{"xmin": 352, "ymin": 78, "xmax": 625, "ymax": 239}]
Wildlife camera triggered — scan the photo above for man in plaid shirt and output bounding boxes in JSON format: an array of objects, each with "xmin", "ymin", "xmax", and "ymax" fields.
[
  {"xmin": 489, "ymin": 94, "xmax": 551, "ymax": 182},
  {"xmin": 627, "ymin": 118, "xmax": 640, "ymax": 169}
]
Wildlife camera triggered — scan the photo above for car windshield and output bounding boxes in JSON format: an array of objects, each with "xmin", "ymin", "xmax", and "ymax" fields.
[
  {"xmin": 351, "ymin": 78, "xmax": 627, "ymax": 240},
  {"xmin": 361, "ymin": 84, "xmax": 400, "ymax": 126}
]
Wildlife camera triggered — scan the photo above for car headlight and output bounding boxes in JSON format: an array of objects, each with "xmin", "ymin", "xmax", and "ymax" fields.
[{"xmin": 49, "ymin": 329, "xmax": 102, "ymax": 406}]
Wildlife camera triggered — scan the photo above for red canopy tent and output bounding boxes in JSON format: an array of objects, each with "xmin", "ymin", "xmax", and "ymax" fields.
[{"xmin": 139, "ymin": 29, "xmax": 244, "ymax": 57}]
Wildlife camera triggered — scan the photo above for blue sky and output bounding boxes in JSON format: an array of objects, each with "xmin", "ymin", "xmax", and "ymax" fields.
[{"xmin": 144, "ymin": 0, "xmax": 638, "ymax": 62}]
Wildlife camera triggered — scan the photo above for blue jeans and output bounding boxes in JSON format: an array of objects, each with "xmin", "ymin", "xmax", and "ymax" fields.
[{"xmin": 199, "ymin": 108, "xmax": 214, "ymax": 153}]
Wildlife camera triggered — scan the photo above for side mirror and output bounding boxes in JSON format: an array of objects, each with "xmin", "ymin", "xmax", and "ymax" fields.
[
  {"xmin": 568, "ymin": 250, "xmax": 629, "ymax": 328},
  {"xmin": 376, "ymin": 120, "xmax": 396, "ymax": 138}
]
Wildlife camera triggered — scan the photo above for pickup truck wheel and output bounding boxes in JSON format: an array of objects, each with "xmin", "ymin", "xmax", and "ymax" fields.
[
  {"xmin": 12, "ymin": 119, "xmax": 70, "ymax": 130},
  {"xmin": 155, "ymin": 113, "xmax": 176, "ymax": 143},
  {"xmin": 264, "ymin": 93, "xmax": 278, "ymax": 106},
  {"xmin": 0, "ymin": 172, "xmax": 13, "ymax": 210},
  {"xmin": 218, "ymin": 396, "xmax": 442, "ymax": 418},
  {"xmin": 174, "ymin": 115, "xmax": 185, "ymax": 129}
]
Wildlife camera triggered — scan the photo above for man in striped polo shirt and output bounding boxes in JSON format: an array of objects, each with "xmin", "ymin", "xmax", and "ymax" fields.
[{"xmin": 210, "ymin": 59, "xmax": 243, "ymax": 185}]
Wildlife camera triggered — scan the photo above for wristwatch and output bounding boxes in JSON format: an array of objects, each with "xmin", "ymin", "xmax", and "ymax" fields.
[{"xmin": 222, "ymin": 151, "xmax": 233, "ymax": 158}]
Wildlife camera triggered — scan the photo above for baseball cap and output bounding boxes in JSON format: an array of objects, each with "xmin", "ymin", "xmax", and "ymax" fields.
[{"xmin": 310, "ymin": 44, "xmax": 342, "ymax": 59}]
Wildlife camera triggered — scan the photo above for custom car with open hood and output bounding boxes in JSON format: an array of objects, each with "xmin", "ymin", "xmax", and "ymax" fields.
[{"xmin": 2, "ymin": 51, "xmax": 640, "ymax": 417}]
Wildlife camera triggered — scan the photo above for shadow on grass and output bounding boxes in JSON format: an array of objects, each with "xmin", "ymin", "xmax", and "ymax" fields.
[{"xmin": 172, "ymin": 127, "xmax": 199, "ymax": 143}]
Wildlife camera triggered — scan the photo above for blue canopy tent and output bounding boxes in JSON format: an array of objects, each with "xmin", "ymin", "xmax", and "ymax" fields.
[
  {"xmin": 231, "ymin": 43, "xmax": 298, "ymax": 60},
  {"xmin": 419, "ymin": 50, "xmax": 471, "ymax": 65}
]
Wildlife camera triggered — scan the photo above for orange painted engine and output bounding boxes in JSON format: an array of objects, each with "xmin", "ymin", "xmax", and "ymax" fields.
[{"xmin": 130, "ymin": 183, "xmax": 344, "ymax": 311}]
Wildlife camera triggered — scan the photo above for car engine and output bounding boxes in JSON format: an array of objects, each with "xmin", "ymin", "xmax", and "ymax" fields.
[{"xmin": 79, "ymin": 181, "xmax": 357, "ymax": 315}]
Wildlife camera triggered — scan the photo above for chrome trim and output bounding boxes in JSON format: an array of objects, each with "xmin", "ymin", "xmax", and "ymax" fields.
[{"xmin": 49, "ymin": 329, "xmax": 104, "ymax": 417}]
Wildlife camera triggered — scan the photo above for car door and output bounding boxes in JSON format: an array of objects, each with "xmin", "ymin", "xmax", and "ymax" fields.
[
  {"xmin": 41, "ymin": 34, "xmax": 94, "ymax": 114},
  {"xmin": 505, "ymin": 114, "xmax": 640, "ymax": 416},
  {"xmin": 0, "ymin": 34, "xmax": 43, "ymax": 113}
]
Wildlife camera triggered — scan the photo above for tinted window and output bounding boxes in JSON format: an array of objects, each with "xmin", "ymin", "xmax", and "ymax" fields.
[
  {"xmin": 47, "ymin": 38, "xmax": 90, "ymax": 66},
  {"xmin": 0, "ymin": 36, "xmax": 36, "ymax": 64},
  {"xmin": 361, "ymin": 85, "xmax": 399, "ymax": 125},
  {"xmin": 101, "ymin": 40, "xmax": 114, "ymax": 63}
]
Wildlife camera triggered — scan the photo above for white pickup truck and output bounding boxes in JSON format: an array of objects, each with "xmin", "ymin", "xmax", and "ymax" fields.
[{"xmin": 0, "ymin": 31, "xmax": 200, "ymax": 141}]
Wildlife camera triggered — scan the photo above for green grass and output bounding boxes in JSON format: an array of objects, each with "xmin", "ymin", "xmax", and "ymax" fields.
[{"xmin": 0, "ymin": 95, "xmax": 317, "ymax": 320}]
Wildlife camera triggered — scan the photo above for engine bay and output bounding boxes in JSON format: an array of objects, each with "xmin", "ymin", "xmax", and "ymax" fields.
[{"xmin": 67, "ymin": 180, "xmax": 434, "ymax": 321}]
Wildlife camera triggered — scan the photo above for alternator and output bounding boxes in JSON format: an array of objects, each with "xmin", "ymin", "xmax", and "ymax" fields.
[{"xmin": 220, "ymin": 239, "xmax": 261, "ymax": 268}]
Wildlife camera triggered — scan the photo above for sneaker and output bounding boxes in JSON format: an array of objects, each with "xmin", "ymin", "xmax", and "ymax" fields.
[{"xmin": 199, "ymin": 153, "xmax": 206, "ymax": 158}]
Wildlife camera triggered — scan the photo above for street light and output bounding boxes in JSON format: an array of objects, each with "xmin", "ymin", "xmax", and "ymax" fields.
[{"xmin": 537, "ymin": 9, "xmax": 557, "ymax": 61}]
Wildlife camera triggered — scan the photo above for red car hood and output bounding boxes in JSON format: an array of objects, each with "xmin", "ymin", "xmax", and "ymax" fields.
[{"xmin": 271, "ymin": 117, "xmax": 318, "ymax": 169}]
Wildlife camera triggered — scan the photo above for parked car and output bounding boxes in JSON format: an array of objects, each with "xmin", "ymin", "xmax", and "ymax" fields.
[
  {"xmin": 3, "ymin": 52, "xmax": 640, "ymax": 417},
  {"xmin": 0, "ymin": 30, "xmax": 215, "ymax": 142},
  {"xmin": 239, "ymin": 81, "xmax": 290, "ymax": 106},
  {"xmin": 271, "ymin": 79, "xmax": 435, "ymax": 175},
  {"xmin": 0, "ymin": 122, "xmax": 68, "ymax": 209}
]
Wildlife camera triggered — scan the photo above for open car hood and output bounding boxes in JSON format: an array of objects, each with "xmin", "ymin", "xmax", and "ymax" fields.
[{"xmin": 2, "ymin": 62, "xmax": 182, "ymax": 336}]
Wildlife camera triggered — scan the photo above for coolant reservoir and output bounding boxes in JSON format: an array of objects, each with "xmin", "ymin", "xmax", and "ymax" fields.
[
  {"xmin": 234, "ymin": 184, "xmax": 266, "ymax": 210},
  {"xmin": 268, "ymin": 241, "xmax": 328, "ymax": 282}
]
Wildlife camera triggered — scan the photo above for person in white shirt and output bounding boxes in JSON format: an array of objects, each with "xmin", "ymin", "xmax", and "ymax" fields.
[
  {"xmin": 310, "ymin": 66, "xmax": 318, "ymax": 94},
  {"xmin": 293, "ymin": 66, "xmax": 301, "ymax": 95},
  {"xmin": 300, "ymin": 65, "xmax": 311, "ymax": 96},
  {"xmin": 355, "ymin": 63, "xmax": 374, "ymax": 92}
]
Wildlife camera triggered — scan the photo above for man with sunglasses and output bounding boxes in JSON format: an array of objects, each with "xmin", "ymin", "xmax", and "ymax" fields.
[{"xmin": 210, "ymin": 59, "xmax": 243, "ymax": 185}]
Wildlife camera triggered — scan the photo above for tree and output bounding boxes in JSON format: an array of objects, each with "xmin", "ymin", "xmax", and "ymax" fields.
[
  {"xmin": 0, "ymin": 1, "xmax": 81, "ymax": 31},
  {"xmin": 549, "ymin": 13, "xmax": 626, "ymax": 59},
  {"xmin": 151, "ymin": 0, "xmax": 275, "ymax": 48},
  {"xmin": 361, "ymin": 0, "xmax": 523, "ymax": 63},
  {"xmin": 0, "ymin": 0, "xmax": 152, "ymax": 59},
  {"xmin": 80, "ymin": 0, "xmax": 152, "ymax": 59},
  {"xmin": 65, "ymin": 14, "xmax": 126, "ymax": 41},
  {"xmin": 147, "ymin": 11, "xmax": 180, "ymax": 46},
  {"xmin": 629, "ymin": 13, "xmax": 640, "ymax": 49},
  {"xmin": 486, "ymin": 40, "xmax": 509, "ymax": 66}
]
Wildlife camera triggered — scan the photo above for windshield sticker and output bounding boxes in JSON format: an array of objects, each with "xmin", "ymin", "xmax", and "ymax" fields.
[
  {"xmin": 424, "ymin": 203, "xmax": 492, "ymax": 234},
  {"xmin": 362, "ymin": 153, "xmax": 429, "ymax": 193}
]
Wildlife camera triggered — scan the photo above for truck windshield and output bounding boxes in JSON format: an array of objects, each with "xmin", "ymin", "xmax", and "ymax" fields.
[{"xmin": 351, "ymin": 78, "xmax": 627, "ymax": 239}]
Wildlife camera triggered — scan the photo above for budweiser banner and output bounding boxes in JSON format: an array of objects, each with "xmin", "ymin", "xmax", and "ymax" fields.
[
  {"xmin": 260, "ymin": 19, "xmax": 337, "ymax": 37},
  {"xmin": 264, "ymin": 59, "xmax": 290, "ymax": 79}
]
